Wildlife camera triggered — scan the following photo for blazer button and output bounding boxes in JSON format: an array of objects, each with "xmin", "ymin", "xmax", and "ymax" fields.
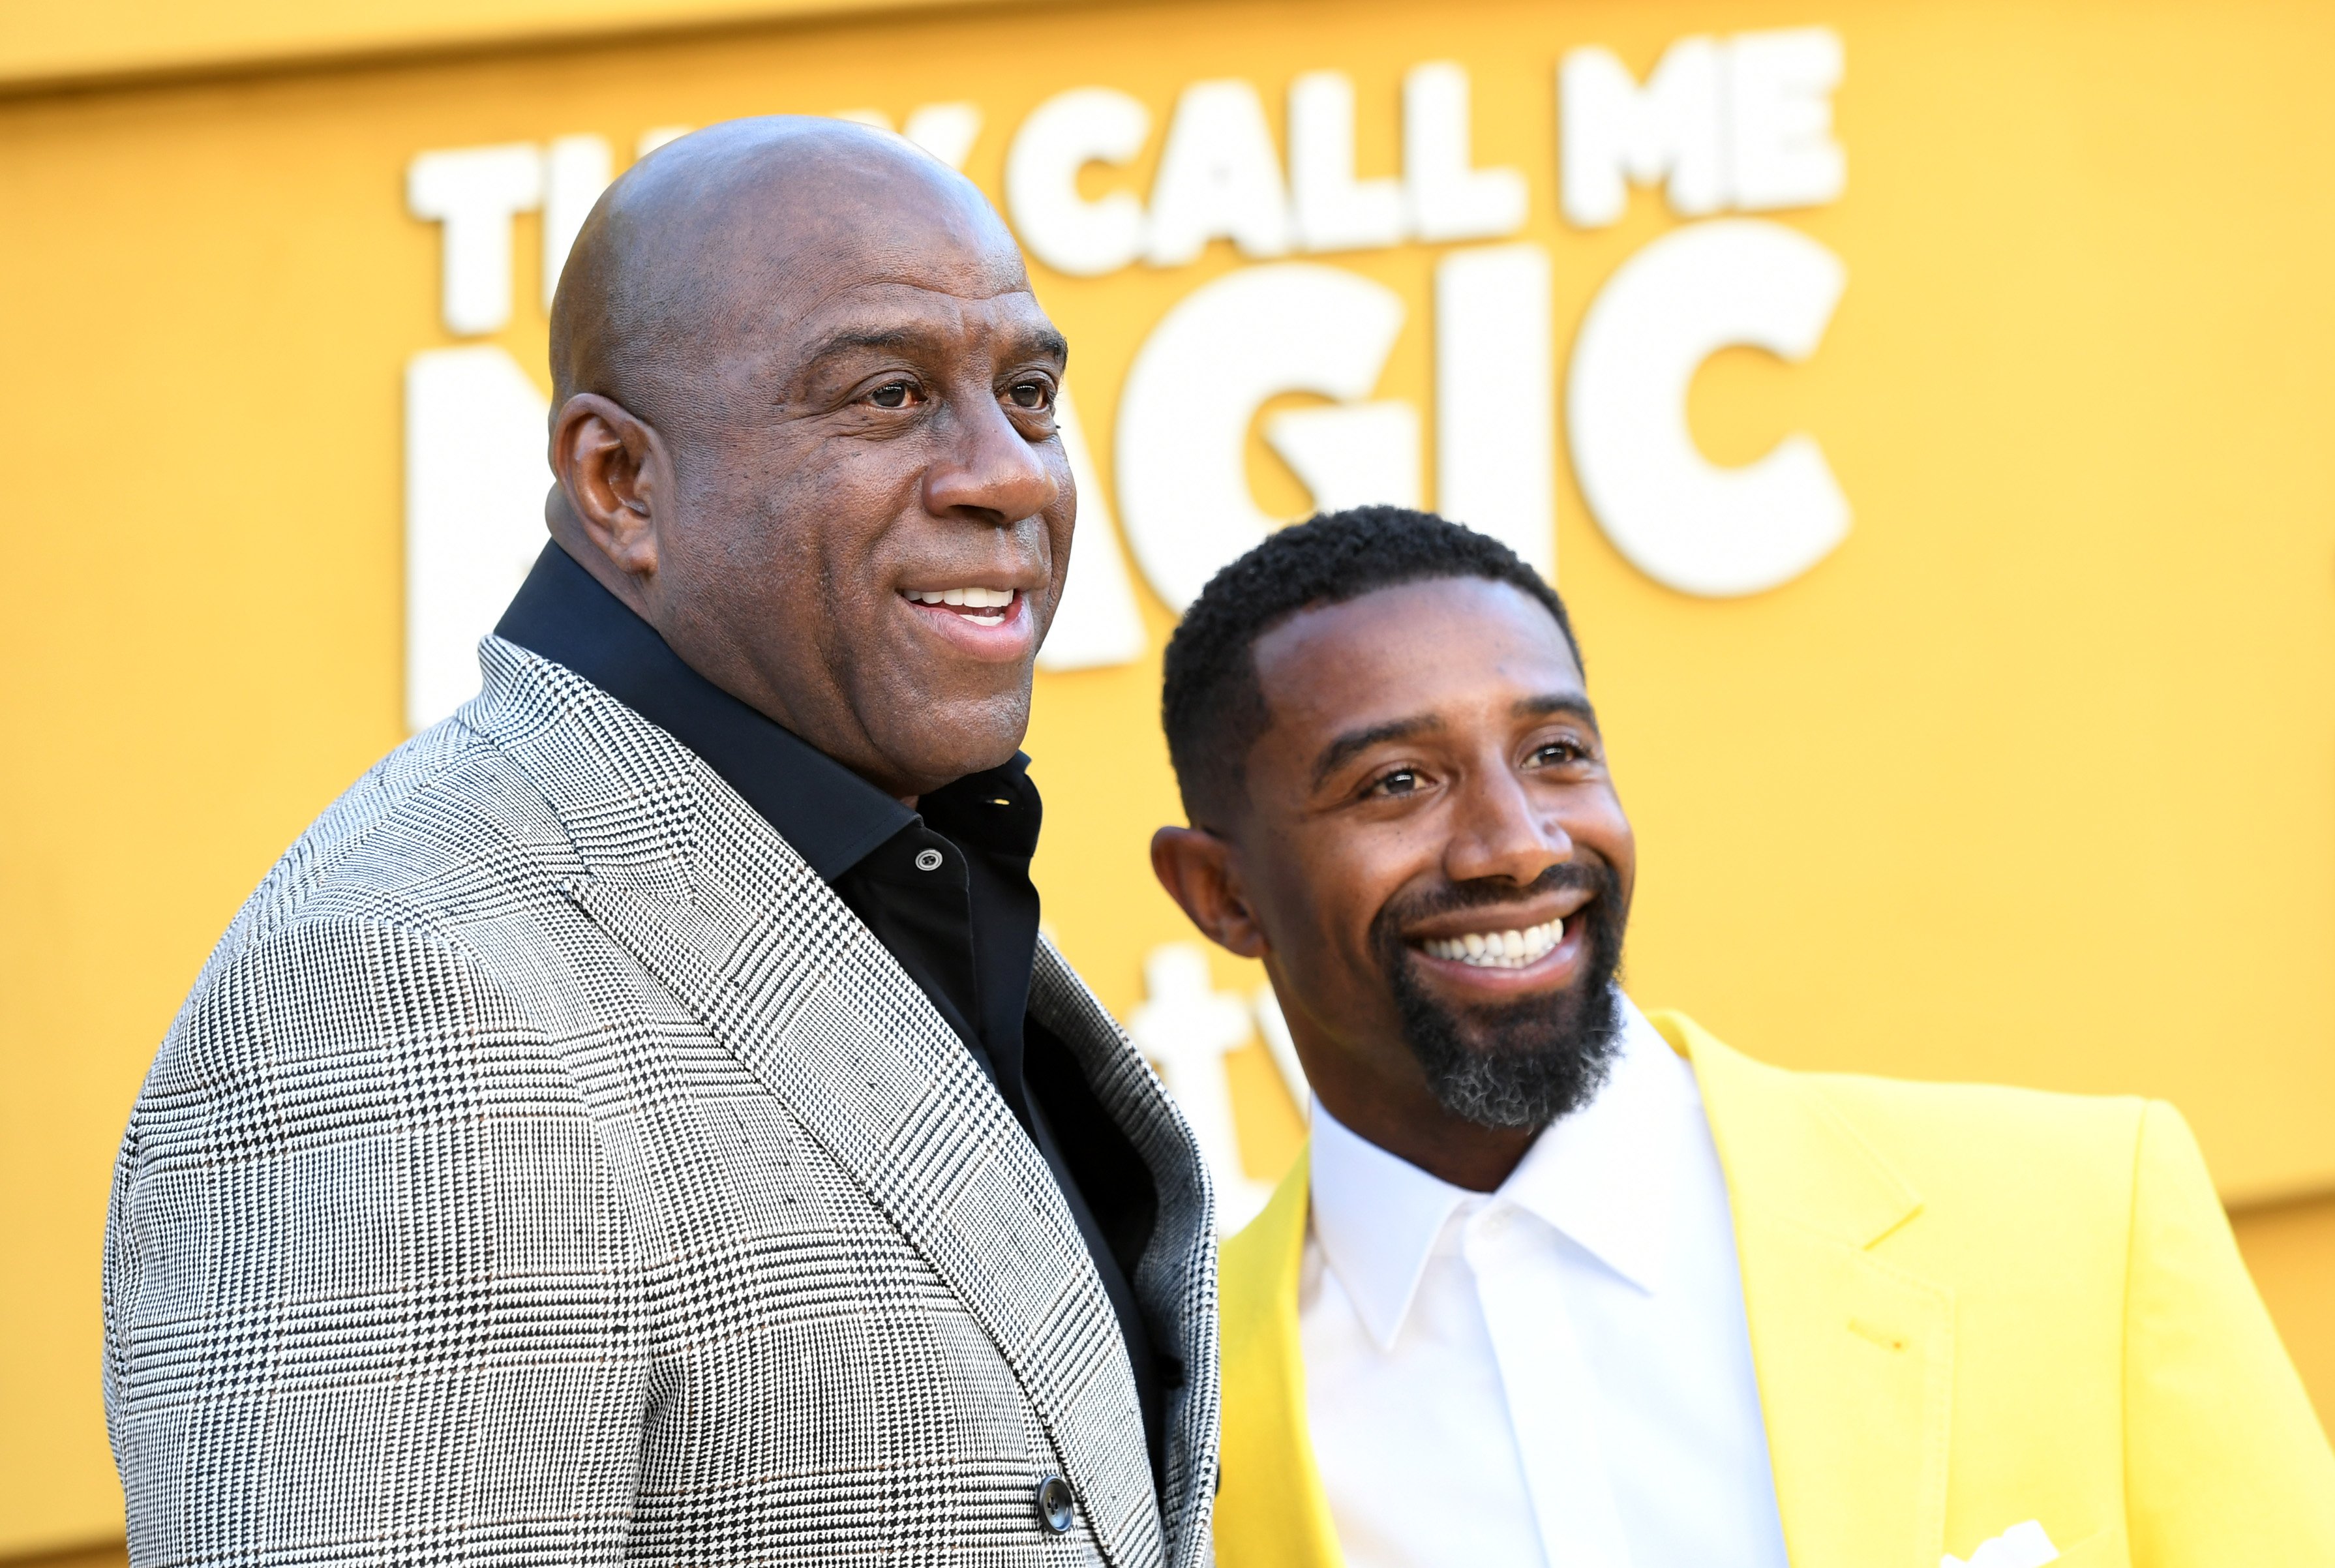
[
  {"xmin": 914, "ymin": 848, "xmax": 944, "ymax": 871},
  {"xmin": 1034, "ymin": 1474, "xmax": 1075, "ymax": 1534}
]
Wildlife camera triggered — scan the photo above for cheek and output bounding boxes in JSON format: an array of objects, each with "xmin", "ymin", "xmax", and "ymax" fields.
[
  {"xmin": 1275, "ymin": 832, "xmax": 1407, "ymax": 971},
  {"xmin": 742, "ymin": 422, "xmax": 918, "ymax": 515},
  {"xmin": 1044, "ymin": 468, "xmax": 1076, "ymax": 583},
  {"xmin": 1572, "ymin": 792, "xmax": 1636, "ymax": 886},
  {"xmin": 733, "ymin": 457, "xmax": 907, "ymax": 594}
]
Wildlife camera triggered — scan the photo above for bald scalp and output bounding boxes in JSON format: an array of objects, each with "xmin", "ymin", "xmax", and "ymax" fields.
[{"xmin": 549, "ymin": 116, "xmax": 1027, "ymax": 437}]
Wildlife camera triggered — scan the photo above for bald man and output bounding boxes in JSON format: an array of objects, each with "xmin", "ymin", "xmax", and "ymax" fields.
[{"xmin": 104, "ymin": 120, "xmax": 1217, "ymax": 1568}]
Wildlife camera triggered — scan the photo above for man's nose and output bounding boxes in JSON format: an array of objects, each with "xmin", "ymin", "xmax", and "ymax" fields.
[
  {"xmin": 1443, "ymin": 766, "xmax": 1571, "ymax": 888},
  {"xmin": 922, "ymin": 390, "xmax": 1060, "ymax": 525}
]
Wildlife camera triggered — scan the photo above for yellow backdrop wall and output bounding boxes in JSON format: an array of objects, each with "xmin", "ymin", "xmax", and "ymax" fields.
[{"xmin": 5, "ymin": 0, "xmax": 2334, "ymax": 1554}]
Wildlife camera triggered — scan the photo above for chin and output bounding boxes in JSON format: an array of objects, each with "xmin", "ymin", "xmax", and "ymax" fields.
[
  {"xmin": 1370, "ymin": 871, "xmax": 1632, "ymax": 1131},
  {"xmin": 875, "ymin": 689, "xmax": 1033, "ymax": 789},
  {"xmin": 1402, "ymin": 972, "xmax": 1626, "ymax": 1131}
]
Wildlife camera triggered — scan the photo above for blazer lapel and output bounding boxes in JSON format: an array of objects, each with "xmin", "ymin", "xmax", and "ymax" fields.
[
  {"xmin": 1214, "ymin": 1154, "xmax": 1344, "ymax": 1568},
  {"xmin": 1655, "ymin": 1012, "xmax": 1954, "ymax": 1568},
  {"xmin": 481, "ymin": 641, "xmax": 1164, "ymax": 1568},
  {"xmin": 1029, "ymin": 942, "xmax": 1220, "ymax": 1568}
]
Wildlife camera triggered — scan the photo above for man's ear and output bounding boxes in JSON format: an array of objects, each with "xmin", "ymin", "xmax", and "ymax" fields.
[
  {"xmin": 1151, "ymin": 826, "xmax": 1269, "ymax": 959},
  {"xmin": 551, "ymin": 392, "xmax": 667, "ymax": 582}
]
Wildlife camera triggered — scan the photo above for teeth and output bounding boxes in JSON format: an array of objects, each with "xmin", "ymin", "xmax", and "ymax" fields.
[
  {"xmin": 909, "ymin": 587, "xmax": 1016, "ymax": 610},
  {"xmin": 1420, "ymin": 916, "xmax": 1568, "ymax": 969}
]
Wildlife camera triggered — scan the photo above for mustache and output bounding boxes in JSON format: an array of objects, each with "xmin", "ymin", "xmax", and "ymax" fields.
[{"xmin": 1371, "ymin": 854, "xmax": 1619, "ymax": 941}]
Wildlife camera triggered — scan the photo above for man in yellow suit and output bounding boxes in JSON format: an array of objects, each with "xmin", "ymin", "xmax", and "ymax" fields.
[{"xmin": 1149, "ymin": 507, "xmax": 2335, "ymax": 1568}]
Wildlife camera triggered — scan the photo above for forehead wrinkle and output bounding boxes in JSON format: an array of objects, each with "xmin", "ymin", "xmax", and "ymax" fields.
[
  {"xmin": 792, "ymin": 322, "xmax": 1064, "ymax": 369},
  {"xmin": 702, "ymin": 173, "xmax": 1008, "ymax": 279},
  {"xmin": 821, "ymin": 246, "xmax": 1034, "ymax": 300},
  {"xmin": 773, "ymin": 268, "xmax": 1045, "ymax": 343}
]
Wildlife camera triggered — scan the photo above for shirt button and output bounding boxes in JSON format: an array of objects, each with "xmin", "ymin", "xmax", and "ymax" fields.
[
  {"xmin": 914, "ymin": 848, "xmax": 944, "ymax": 871},
  {"xmin": 1034, "ymin": 1474, "xmax": 1075, "ymax": 1533}
]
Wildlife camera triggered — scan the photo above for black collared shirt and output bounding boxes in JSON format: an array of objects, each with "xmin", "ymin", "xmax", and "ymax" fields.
[{"xmin": 498, "ymin": 543, "xmax": 1165, "ymax": 1498}]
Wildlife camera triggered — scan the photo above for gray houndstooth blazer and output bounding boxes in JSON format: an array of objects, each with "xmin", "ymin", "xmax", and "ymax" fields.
[{"xmin": 104, "ymin": 636, "xmax": 1218, "ymax": 1568}]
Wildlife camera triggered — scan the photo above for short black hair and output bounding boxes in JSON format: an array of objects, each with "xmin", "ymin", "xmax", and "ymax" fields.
[{"xmin": 1160, "ymin": 505, "xmax": 1584, "ymax": 826}]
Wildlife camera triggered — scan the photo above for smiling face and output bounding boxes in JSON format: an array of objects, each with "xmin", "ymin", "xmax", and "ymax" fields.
[
  {"xmin": 1152, "ymin": 575, "xmax": 1636, "ymax": 1189},
  {"xmin": 548, "ymin": 119, "xmax": 1074, "ymax": 799}
]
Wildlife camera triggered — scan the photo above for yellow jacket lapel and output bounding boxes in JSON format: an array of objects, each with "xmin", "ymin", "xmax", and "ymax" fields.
[
  {"xmin": 1654, "ymin": 1012, "xmax": 1955, "ymax": 1568},
  {"xmin": 1216, "ymin": 1154, "xmax": 1344, "ymax": 1568}
]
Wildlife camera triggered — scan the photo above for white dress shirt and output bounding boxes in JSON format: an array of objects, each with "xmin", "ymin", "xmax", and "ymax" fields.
[{"xmin": 1300, "ymin": 997, "xmax": 1790, "ymax": 1568}]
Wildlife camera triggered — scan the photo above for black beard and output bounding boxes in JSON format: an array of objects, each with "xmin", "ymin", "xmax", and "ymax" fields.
[{"xmin": 1370, "ymin": 857, "xmax": 1628, "ymax": 1131}]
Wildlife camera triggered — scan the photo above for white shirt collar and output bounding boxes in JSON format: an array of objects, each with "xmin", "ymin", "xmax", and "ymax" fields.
[{"xmin": 1308, "ymin": 996, "xmax": 1700, "ymax": 1351}]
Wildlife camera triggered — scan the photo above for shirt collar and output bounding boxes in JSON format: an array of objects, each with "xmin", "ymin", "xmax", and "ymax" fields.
[
  {"xmin": 1497, "ymin": 998, "xmax": 1696, "ymax": 1296},
  {"xmin": 495, "ymin": 541, "xmax": 919, "ymax": 880},
  {"xmin": 1308, "ymin": 1099, "xmax": 1471, "ymax": 1351},
  {"xmin": 1307, "ymin": 995, "xmax": 1698, "ymax": 1351}
]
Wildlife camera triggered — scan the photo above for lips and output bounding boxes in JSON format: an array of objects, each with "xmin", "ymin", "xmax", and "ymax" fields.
[
  {"xmin": 896, "ymin": 582, "xmax": 1041, "ymax": 663},
  {"xmin": 901, "ymin": 586, "xmax": 1019, "ymax": 626},
  {"xmin": 1417, "ymin": 915, "xmax": 1566, "ymax": 969},
  {"xmin": 1376, "ymin": 855, "xmax": 1623, "ymax": 1017},
  {"xmin": 1396, "ymin": 879, "xmax": 1604, "ymax": 991}
]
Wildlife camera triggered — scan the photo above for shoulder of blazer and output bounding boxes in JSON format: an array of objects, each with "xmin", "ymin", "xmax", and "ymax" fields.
[
  {"xmin": 464, "ymin": 634, "xmax": 723, "ymax": 899},
  {"xmin": 177, "ymin": 642, "xmax": 610, "ymax": 1012},
  {"xmin": 1650, "ymin": 1009, "xmax": 2174, "ymax": 1568},
  {"xmin": 1649, "ymin": 1008, "xmax": 2149, "ymax": 1251}
]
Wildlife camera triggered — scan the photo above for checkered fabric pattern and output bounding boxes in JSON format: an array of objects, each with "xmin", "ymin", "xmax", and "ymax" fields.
[{"xmin": 104, "ymin": 637, "xmax": 1219, "ymax": 1568}]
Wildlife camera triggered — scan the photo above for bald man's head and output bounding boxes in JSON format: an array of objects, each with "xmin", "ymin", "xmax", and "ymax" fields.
[
  {"xmin": 550, "ymin": 117, "xmax": 1025, "ymax": 436},
  {"xmin": 543, "ymin": 115, "xmax": 1076, "ymax": 800}
]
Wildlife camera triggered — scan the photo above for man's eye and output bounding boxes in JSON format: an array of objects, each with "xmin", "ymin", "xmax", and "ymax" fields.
[
  {"xmin": 1368, "ymin": 768, "xmax": 1423, "ymax": 797},
  {"xmin": 1531, "ymin": 740, "xmax": 1584, "ymax": 767},
  {"xmin": 1006, "ymin": 380, "xmax": 1053, "ymax": 410},
  {"xmin": 869, "ymin": 382, "xmax": 915, "ymax": 409}
]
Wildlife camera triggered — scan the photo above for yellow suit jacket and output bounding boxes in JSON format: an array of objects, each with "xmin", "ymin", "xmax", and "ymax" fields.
[{"xmin": 1216, "ymin": 1011, "xmax": 2335, "ymax": 1568}]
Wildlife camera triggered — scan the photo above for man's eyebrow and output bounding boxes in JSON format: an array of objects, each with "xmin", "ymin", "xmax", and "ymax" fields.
[
  {"xmin": 1515, "ymin": 693, "xmax": 1601, "ymax": 729},
  {"xmin": 1013, "ymin": 325, "xmax": 1070, "ymax": 365},
  {"xmin": 1311, "ymin": 714, "xmax": 1443, "ymax": 791},
  {"xmin": 801, "ymin": 325, "xmax": 934, "ymax": 364},
  {"xmin": 798, "ymin": 323, "xmax": 1070, "ymax": 369}
]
